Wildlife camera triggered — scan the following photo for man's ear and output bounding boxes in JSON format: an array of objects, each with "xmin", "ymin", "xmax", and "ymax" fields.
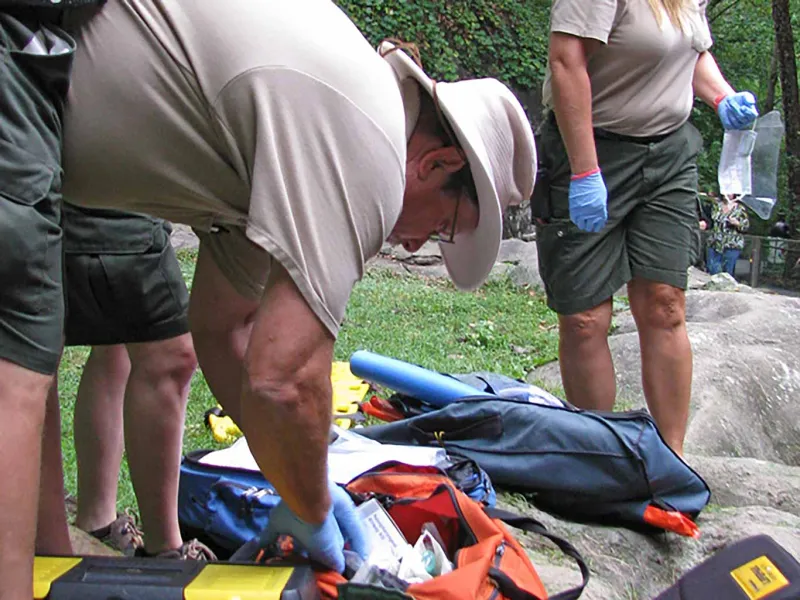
[{"xmin": 418, "ymin": 146, "xmax": 466, "ymax": 181}]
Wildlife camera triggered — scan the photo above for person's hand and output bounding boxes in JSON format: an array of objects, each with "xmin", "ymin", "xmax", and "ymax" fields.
[
  {"xmin": 569, "ymin": 169, "xmax": 608, "ymax": 233},
  {"xmin": 261, "ymin": 480, "xmax": 370, "ymax": 573},
  {"xmin": 716, "ymin": 92, "xmax": 759, "ymax": 130},
  {"xmin": 728, "ymin": 217, "xmax": 740, "ymax": 228}
]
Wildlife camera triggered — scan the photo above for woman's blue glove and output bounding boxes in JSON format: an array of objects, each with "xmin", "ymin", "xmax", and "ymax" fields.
[
  {"xmin": 569, "ymin": 170, "xmax": 608, "ymax": 233},
  {"xmin": 717, "ymin": 92, "xmax": 759, "ymax": 130},
  {"xmin": 261, "ymin": 480, "xmax": 371, "ymax": 573}
]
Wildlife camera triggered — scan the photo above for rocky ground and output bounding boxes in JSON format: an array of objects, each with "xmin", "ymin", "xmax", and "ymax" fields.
[{"xmin": 158, "ymin": 230, "xmax": 800, "ymax": 598}]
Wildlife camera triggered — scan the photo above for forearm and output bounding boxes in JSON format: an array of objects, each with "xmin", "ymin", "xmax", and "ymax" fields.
[
  {"xmin": 549, "ymin": 32, "xmax": 598, "ymax": 175},
  {"xmin": 242, "ymin": 365, "xmax": 332, "ymax": 524},
  {"xmin": 240, "ymin": 266, "xmax": 335, "ymax": 524},
  {"xmin": 693, "ymin": 51, "xmax": 735, "ymax": 107}
]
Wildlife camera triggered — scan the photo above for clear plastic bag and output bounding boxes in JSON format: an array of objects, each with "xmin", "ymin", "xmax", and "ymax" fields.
[
  {"xmin": 718, "ymin": 129, "xmax": 757, "ymax": 196},
  {"xmin": 718, "ymin": 110, "xmax": 785, "ymax": 220}
]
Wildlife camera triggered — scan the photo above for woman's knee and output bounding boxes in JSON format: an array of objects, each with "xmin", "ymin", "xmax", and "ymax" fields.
[
  {"xmin": 630, "ymin": 282, "xmax": 686, "ymax": 331},
  {"xmin": 558, "ymin": 303, "xmax": 613, "ymax": 343}
]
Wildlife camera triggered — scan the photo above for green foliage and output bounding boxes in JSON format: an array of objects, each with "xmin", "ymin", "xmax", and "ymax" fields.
[{"xmin": 335, "ymin": 0, "xmax": 551, "ymax": 89}]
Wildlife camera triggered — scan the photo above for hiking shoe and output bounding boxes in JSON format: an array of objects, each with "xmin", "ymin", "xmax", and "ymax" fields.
[
  {"xmin": 89, "ymin": 511, "xmax": 145, "ymax": 557},
  {"xmin": 136, "ymin": 539, "xmax": 217, "ymax": 561}
]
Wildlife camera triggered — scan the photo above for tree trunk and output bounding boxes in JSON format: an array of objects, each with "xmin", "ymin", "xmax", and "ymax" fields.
[
  {"xmin": 772, "ymin": 0, "xmax": 800, "ymax": 280},
  {"xmin": 764, "ymin": 40, "xmax": 779, "ymax": 113}
]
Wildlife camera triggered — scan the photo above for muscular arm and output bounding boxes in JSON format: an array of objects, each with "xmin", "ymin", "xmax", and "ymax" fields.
[
  {"xmin": 548, "ymin": 32, "xmax": 602, "ymax": 174},
  {"xmin": 240, "ymin": 264, "xmax": 334, "ymax": 524},
  {"xmin": 189, "ymin": 247, "xmax": 334, "ymax": 524},
  {"xmin": 692, "ymin": 51, "xmax": 735, "ymax": 108}
]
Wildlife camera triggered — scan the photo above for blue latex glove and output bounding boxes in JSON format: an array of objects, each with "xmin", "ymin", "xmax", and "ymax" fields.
[
  {"xmin": 261, "ymin": 480, "xmax": 370, "ymax": 573},
  {"xmin": 569, "ymin": 170, "xmax": 608, "ymax": 233},
  {"xmin": 717, "ymin": 92, "xmax": 759, "ymax": 130}
]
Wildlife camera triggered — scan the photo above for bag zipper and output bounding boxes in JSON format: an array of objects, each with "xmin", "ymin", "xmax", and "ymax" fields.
[
  {"xmin": 488, "ymin": 542, "xmax": 506, "ymax": 600},
  {"xmin": 210, "ymin": 480, "xmax": 276, "ymax": 517}
]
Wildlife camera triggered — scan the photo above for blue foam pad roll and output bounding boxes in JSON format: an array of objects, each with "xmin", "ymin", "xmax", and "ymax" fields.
[{"xmin": 349, "ymin": 350, "xmax": 493, "ymax": 408}]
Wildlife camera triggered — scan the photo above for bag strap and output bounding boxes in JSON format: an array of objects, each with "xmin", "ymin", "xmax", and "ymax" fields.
[{"xmin": 486, "ymin": 507, "xmax": 590, "ymax": 600}]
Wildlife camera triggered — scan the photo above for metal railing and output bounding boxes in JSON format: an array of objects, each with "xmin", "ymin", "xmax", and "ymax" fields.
[{"xmin": 699, "ymin": 233, "xmax": 800, "ymax": 290}]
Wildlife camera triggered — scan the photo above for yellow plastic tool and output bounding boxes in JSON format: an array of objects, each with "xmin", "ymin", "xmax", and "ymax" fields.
[
  {"xmin": 204, "ymin": 362, "xmax": 370, "ymax": 443},
  {"xmin": 331, "ymin": 361, "xmax": 370, "ymax": 429},
  {"xmin": 204, "ymin": 407, "xmax": 243, "ymax": 444}
]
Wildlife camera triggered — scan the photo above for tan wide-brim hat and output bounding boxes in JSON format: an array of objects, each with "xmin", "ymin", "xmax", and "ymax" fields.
[{"xmin": 380, "ymin": 41, "xmax": 537, "ymax": 290}]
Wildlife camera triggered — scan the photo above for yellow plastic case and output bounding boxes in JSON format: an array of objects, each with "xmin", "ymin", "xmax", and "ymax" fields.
[{"xmin": 35, "ymin": 556, "xmax": 319, "ymax": 600}]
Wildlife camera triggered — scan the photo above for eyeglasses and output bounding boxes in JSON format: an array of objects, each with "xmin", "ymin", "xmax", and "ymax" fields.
[
  {"xmin": 428, "ymin": 192, "xmax": 462, "ymax": 244},
  {"xmin": 427, "ymin": 81, "xmax": 476, "ymax": 245}
]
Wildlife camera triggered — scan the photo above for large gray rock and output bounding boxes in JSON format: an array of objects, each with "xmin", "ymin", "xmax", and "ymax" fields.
[
  {"xmin": 523, "ymin": 287, "xmax": 800, "ymax": 597},
  {"xmin": 495, "ymin": 239, "xmax": 543, "ymax": 290},
  {"xmin": 528, "ymin": 289, "xmax": 800, "ymax": 463}
]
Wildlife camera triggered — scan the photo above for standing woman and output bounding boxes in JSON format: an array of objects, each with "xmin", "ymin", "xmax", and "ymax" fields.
[
  {"xmin": 706, "ymin": 193, "xmax": 750, "ymax": 277},
  {"xmin": 534, "ymin": 0, "xmax": 758, "ymax": 455}
]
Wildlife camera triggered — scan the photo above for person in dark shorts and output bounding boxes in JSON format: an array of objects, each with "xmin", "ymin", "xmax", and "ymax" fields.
[
  {"xmin": 0, "ymin": 2, "xmax": 101, "ymax": 595},
  {"xmin": 536, "ymin": 0, "xmax": 759, "ymax": 456},
  {"xmin": 57, "ymin": 202, "xmax": 215, "ymax": 560}
]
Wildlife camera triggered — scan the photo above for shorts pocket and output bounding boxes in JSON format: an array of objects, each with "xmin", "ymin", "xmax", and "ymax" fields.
[{"xmin": 0, "ymin": 137, "xmax": 55, "ymax": 206}]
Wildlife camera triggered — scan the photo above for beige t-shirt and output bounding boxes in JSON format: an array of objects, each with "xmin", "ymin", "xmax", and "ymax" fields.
[
  {"xmin": 62, "ymin": 0, "xmax": 407, "ymax": 336},
  {"xmin": 542, "ymin": 0, "xmax": 713, "ymax": 136}
]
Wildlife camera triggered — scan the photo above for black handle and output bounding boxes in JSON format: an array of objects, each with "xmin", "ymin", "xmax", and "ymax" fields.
[{"xmin": 486, "ymin": 507, "xmax": 590, "ymax": 600}]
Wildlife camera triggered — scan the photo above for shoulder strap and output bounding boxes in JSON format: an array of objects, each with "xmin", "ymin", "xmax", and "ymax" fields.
[{"xmin": 485, "ymin": 507, "xmax": 590, "ymax": 600}]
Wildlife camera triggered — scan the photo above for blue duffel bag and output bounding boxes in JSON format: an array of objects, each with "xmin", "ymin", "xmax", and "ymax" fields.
[{"xmin": 358, "ymin": 394, "xmax": 711, "ymax": 536}]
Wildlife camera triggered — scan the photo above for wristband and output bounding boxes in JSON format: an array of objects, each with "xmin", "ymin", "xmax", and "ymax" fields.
[
  {"xmin": 571, "ymin": 167, "xmax": 600, "ymax": 181},
  {"xmin": 713, "ymin": 94, "xmax": 727, "ymax": 110}
]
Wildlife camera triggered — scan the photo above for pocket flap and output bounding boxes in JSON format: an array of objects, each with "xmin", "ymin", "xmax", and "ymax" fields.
[{"xmin": 0, "ymin": 138, "xmax": 55, "ymax": 206}]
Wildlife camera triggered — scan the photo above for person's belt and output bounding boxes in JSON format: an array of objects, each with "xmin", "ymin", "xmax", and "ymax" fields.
[
  {"xmin": 593, "ymin": 127, "xmax": 671, "ymax": 145},
  {"xmin": 546, "ymin": 110, "xmax": 673, "ymax": 145}
]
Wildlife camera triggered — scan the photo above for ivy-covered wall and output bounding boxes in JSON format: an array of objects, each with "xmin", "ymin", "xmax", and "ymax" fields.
[{"xmin": 335, "ymin": 0, "xmax": 551, "ymax": 90}]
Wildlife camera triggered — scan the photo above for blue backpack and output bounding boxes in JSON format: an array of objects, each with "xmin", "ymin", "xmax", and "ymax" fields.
[
  {"xmin": 357, "ymin": 377, "xmax": 710, "ymax": 536},
  {"xmin": 178, "ymin": 451, "xmax": 281, "ymax": 555}
]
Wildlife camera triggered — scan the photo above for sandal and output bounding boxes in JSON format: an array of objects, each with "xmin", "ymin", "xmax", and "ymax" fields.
[
  {"xmin": 88, "ymin": 511, "xmax": 145, "ymax": 557},
  {"xmin": 136, "ymin": 538, "xmax": 217, "ymax": 561}
]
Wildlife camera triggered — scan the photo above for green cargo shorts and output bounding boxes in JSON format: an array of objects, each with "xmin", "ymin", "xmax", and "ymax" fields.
[
  {"xmin": 534, "ymin": 115, "xmax": 703, "ymax": 315},
  {"xmin": 0, "ymin": 12, "xmax": 75, "ymax": 375},
  {"xmin": 63, "ymin": 204, "xmax": 190, "ymax": 346}
]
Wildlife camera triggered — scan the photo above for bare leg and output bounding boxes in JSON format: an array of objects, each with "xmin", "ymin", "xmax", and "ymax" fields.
[
  {"xmin": 188, "ymin": 245, "xmax": 259, "ymax": 424},
  {"xmin": 124, "ymin": 333, "xmax": 196, "ymax": 554},
  {"xmin": 628, "ymin": 278, "xmax": 692, "ymax": 455},
  {"xmin": 0, "ymin": 359, "xmax": 50, "ymax": 600},
  {"xmin": 557, "ymin": 299, "xmax": 616, "ymax": 411},
  {"xmin": 35, "ymin": 383, "xmax": 72, "ymax": 555},
  {"xmin": 73, "ymin": 346, "xmax": 130, "ymax": 533}
]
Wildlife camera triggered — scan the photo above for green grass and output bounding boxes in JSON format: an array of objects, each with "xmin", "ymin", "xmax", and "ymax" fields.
[{"xmin": 57, "ymin": 250, "xmax": 558, "ymax": 514}]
